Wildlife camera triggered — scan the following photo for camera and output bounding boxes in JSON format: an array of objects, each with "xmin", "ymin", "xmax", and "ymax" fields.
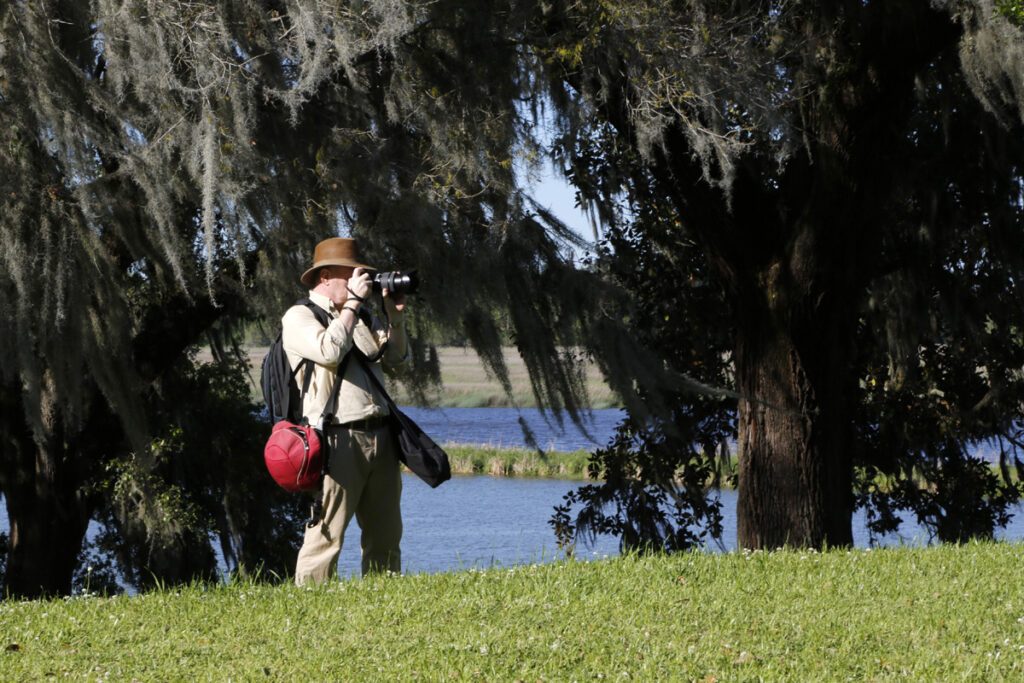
[{"xmin": 369, "ymin": 269, "xmax": 420, "ymax": 296}]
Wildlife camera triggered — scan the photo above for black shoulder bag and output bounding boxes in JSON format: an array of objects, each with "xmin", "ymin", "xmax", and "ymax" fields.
[{"xmin": 356, "ymin": 353, "xmax": 451, "ymax": 488}]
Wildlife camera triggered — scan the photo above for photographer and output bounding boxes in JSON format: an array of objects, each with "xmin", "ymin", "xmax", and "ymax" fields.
[{"xmin": 282, "ymin": 237, "xmax": 410, "ymax": 583}]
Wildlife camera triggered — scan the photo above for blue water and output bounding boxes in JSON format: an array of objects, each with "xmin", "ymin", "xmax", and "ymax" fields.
[
  {"xmin": 345, "ymin": 473, "xmax": 613, "ymax": 576},
  {"xmin": 349, "ymin": 476, "xmax": 1024, "ymax": 576},
  {"xmin": 401, "ymin": 406, "xmax": 624, "ymax": 452},
  {"xmin": 2, "ymin": 407, "xmax": 1022, "ymax": 587}
]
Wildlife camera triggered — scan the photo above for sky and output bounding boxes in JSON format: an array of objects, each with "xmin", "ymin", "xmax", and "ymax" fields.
[{"xmin": 523, "ymin": 158, "xmax": 600, "ymax": 255}]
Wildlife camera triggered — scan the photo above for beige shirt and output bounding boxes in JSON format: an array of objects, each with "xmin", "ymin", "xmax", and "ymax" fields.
[{"xmin": 281, "ymin": 290, "xmax": 408, "ymax": 426}]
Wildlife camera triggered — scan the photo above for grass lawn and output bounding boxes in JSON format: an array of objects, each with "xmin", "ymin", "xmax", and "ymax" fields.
[{"xmin": 3, "ymin": 543, "xmax": 1024, "ymax": 680}]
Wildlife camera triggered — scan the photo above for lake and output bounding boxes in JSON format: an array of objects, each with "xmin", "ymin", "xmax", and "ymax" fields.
[
  {"xmin": 368, "ymin": 473, "xmax": 1024, "ymax": 577},
  {"xmin": 402, "ymin": 406, "xmax": 625, "ymax": 453},
  {"xmin": 1, "ymin": 407, "xmax": 1022, "ymax": 584}
]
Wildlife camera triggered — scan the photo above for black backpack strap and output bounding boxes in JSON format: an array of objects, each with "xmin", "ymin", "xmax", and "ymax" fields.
[
  {"xmin": 318, "ymin": 352, "xmax": 352, "ymax": 429},
  {"xmin": 292, "ymin": 298, "xmax": 342, "ymax": 426},
  {"xmin": 297, "ymin": 358, "xmax": 314, "ymax": 402},
  {"xmin": 299, "ymin": 297, "xmax": 332, "ymax": 328}
]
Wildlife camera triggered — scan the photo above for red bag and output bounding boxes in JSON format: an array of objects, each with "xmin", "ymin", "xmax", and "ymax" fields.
[
  {"xmin": 263, "ymin": 304, "xmax": 350, "ymax": 493},
  {"xmin": 264, "ymin": 421, "xmax": 324, "ymax": 492}
]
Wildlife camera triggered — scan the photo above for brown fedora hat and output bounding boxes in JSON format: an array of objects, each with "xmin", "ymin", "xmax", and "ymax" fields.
[{"xmin": 300, "ymin": 237, "xmax": 375, "ymax": 286}]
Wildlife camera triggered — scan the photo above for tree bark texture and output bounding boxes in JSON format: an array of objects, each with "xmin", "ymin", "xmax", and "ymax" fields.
[{"xmin": 733, "ymin": 262, "xmax": 856, "ymax": 548}]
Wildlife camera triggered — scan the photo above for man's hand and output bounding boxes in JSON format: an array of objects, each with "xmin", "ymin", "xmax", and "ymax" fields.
[
  {"xmin": 382, "ymin": 289, "xmax": 406, "ymax": 315},
  {"xmin": 348, "ymin": 268, "xmax": 373, "ymax": 302}
]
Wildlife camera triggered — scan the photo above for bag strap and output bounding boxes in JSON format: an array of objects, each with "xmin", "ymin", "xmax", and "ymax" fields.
[
  {"xmin": 294, "ymin": 298, "xmax": 352, "ymax": 430},
  {"xmin": 318, "ymin": 353, "xmax": 351, "ymax": 429},
  {"xmin": 352, "ymin": 349, "xmax": 397, "ymax": 410}
]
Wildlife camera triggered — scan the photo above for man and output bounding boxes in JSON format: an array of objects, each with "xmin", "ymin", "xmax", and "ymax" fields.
[{"xmin": 282, "ymin": 237, "xmax": 409, "ymax": 583}]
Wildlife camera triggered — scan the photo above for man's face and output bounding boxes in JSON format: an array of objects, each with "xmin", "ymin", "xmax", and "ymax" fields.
[{"xmin": 320, "ymin": 265, "xmax": 355, "ymax": 307}]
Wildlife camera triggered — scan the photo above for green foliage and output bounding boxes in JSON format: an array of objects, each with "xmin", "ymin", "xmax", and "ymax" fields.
[
  {"xmin": 548, "ymin": 120, "xmax": 736, "ymax": 550},
  {"xmin": 3, "ymin": 545, "xmax": 1024, "ymax": 678},
  {"xmin": 538, "ymin": 0, "xmax": 1024, "ymax": 551},
  {"xmin": 58, "ymin": 347, "xmax": 307, "ymax": 594},
  {"xmin": 997, "ymin": 0, "xmax": 1024, "ymax": 26},
  {"xmin": 104, "ymin": 431, "xmax": 213, "ymax": 543},
  {"xmin": 5, "ymin": 0, "xmax": 1024, "ymax": 592},
  {"xmin": 553, "ymin": 425, "xmax": 726, "ymax": 555},
  {"xmin": 444, "ymin": 445, "xmax": 592, "ymax": 478},
  {"xmin": 0, "ymin": 0, "xmax": 596, "ymax": 595}
]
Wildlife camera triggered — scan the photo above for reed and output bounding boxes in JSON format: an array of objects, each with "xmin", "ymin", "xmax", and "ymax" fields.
[{"xmin": 444, "ymin": 445, "xmax": 592, "ymax": 479}]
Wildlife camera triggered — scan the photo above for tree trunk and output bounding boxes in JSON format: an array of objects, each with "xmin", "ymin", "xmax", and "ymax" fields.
[
  {"xmin": 4, "ymin": 483, "xmax": 91, "ymax": 597},
  {"xmin": 0, "ymin": 385, "xmax": 109, "ymax": 598},
  {"xmin": 733, "ymin": 261, "xmax": 856, "ymax": 549},
  {"xmin": 1, "ymin": 438, "xmax": 92, "ymax": 598}
]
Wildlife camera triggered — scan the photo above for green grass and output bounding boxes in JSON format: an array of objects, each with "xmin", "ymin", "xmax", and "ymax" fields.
[
  {"xmin": 445, "ymin": 445, "xmax": 593, "ymax": 479},
  {"xmin": 4, "ymin": 543, "xmax": 1024, "ymax": 679}
]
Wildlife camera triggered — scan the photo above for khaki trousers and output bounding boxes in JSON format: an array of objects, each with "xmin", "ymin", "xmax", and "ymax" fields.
[{"xmin": 294, "ymin": 423, "xmax": 403, "ymax": 584}]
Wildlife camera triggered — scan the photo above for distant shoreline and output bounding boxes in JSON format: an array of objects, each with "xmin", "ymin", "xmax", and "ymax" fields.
[{"xmin": 200, "ymin": 345, "xmax": 621, "ymax": 409}]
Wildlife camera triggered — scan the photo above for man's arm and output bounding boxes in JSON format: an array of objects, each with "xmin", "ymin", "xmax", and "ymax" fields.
[
  {"xmin": 282, "ymin": 305, "xmax": 353, "ymax": 366},
  {"xmin": 380, "ymin": 292, "xmax": 410, "ymax": 373}
]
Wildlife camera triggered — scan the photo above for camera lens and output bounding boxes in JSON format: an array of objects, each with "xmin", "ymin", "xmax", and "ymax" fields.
[{"xmin": 371, "ymin": 269, "xmax": 419, "ymax": 295}]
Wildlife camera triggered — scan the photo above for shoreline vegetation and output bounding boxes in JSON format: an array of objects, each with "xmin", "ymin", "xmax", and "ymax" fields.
[
  {"xmin": 444, "ymin": 445, "xmax": 593, "ymax": 479},
  {"xmin": 3, "ymin": 543, "xmax": 1023, "ymax": 679}
]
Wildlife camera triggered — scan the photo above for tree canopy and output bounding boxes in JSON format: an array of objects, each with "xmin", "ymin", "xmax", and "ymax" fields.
[
  {"xmin": 2, "ymin": 0, "xmax": 1024, "ymax": 595},
  {"xmin": 0, "ymin": 0, "xmax": 598, "ymax": 597},
  {"xmin": 538, "ymin": 0, "xmax": 1024, "ymax": 549}
]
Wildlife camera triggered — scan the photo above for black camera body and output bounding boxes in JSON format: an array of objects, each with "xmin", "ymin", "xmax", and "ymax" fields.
[{"xmin": 369, "ymin": 269, "xmax": 419, "ymax": 296}]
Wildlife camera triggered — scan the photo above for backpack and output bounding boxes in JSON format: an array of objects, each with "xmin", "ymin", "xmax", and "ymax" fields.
[
  {"xmin": 261, "ymin": 298, "xmax": 352, "ymax": 493},
  {"xmin": 260, "ymin": 298, "xmax": 331, "ymax": 426}
]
